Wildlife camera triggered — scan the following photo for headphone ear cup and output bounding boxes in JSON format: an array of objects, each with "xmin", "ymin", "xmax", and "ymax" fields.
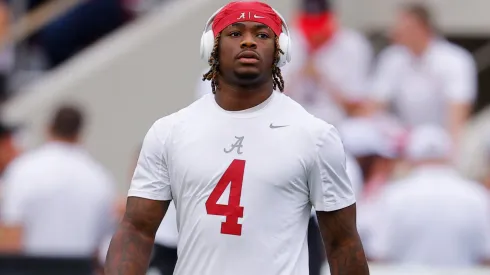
[
  {"xmin": 200, "ymin": 30, "xmax": 216, "ymax": 62},
  {"xmin": 276, "ymin": 32, "xmax": 290, "ymax": 67}
]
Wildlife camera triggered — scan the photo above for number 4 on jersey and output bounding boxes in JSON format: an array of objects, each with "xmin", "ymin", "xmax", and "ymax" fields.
[{"xmin": 205, "ymin": 159, "xmax": 246, "ymax": 236}]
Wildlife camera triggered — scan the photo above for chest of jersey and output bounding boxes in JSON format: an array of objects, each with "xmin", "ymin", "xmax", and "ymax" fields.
[
  {"xmin": 167, "ymin": 117, "xmax": 313, "ymax": 235},
  {"xmin": 169, "ymin": 117, "xmax": 312, "ymax": 189}
]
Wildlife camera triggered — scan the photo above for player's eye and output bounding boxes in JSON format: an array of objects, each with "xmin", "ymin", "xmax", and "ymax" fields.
[
  {"xmin": 229, "ymin": 31, "xmax": 241, "ymax": 37},
  {"xmin": 257, "ymin": 33, "xmax": 270, "ymax": 39}
]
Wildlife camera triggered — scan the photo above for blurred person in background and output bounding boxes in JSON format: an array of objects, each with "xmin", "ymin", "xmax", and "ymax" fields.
[
  {"xmin": 338, "ymin": 118, "xmax": 399, "ymax": 200},
  {"xmin": 337, "ymin": 117, "xmax": 400, "ymax": 256},
  {"xmin": 0, "ymin": 105, "xmax": 116, "ymax": 257},
  {"xmin": 480, "ymin": 137, "xmax": 490, "ymax": 191},
  {"xmin": 370, "ymin": 2, "xmax": 476, "ymax": 146},
  {"xmin": 0, "ymin": 121, "xmax": 20, "ymax": 178},
  {"xmin": 282, "ymin": 0, "xmax": 373, "ymax": 126},
  {"xmin": 0, "ymin": 1, "xmax": 13, "ymax": 103},
  {"xmin": 0, "ymin": 119, "xmax": 21, "ymax": 213},
  {"xmin": 484, "ymin": 141, "xmax": 490, "ymax": 190},
  {"xmin": 368, "ymin": 125, "xmax": 490, "ymax": 267}
]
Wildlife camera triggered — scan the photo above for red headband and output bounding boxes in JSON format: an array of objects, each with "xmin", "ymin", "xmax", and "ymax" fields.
[{"xmin": 212, "ymin": 1, "xmax": 283, "ymax": 38}]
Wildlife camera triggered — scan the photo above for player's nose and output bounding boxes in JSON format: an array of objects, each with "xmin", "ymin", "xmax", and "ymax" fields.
[{"xmin": 240, "ymin": 33, "xmax": 257, "ymax": 49}]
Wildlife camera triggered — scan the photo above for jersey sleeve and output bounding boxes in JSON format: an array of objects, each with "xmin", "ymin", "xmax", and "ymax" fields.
[
  {"xmin": 308, "ymin": 125, "xmax": 356, "ymax": 212},
  {"xmin": 127, "ymin": 120, "xmax": 172, "ymax": 201}
]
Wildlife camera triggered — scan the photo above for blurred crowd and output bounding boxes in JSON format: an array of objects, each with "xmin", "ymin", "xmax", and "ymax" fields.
[
  {"xmin": 277, "ymin": 0, "xmax": 490, "ymax": 269},
  {"xmin": 0, "ymin": 0, "xmax": 169, "ymax": 103},
  {"xmin": 1, "ymin": 0, "xmax": 490, "ymax": 274}
]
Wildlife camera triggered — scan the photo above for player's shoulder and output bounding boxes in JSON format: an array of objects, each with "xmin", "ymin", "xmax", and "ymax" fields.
[
  {"xmin": 279, "ymin": 93, "xmax": 339, "ymax": 144},
  {"xmin": 2, "ymin": 145, "xmax": 52, "ymax": 181},
  {"xmin": 380, "ymin": 177, "xmax": 412, "ymax": 196},
  {"xmin": 432, "ymin": 39, "xmax": 474, "ymax": 66},
  {"xmin": 9, "ymin": 144, "xmax": 52, "ymax": 167},
  {"xmin": 454, "ymin": 177, "xmax": 490, "ymax": 204}
]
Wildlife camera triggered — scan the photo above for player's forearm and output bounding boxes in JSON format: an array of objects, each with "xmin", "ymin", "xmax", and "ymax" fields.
[
  {"xmin": 325, "ymin": 235, "xmax": 370, "ymax": 275},
  {"xmin": 104, "ymin": 220, "xmax": 155, "ymax": 275},
  {"xmin": 317, "ymin": 205, "xmax": 369, "ymax": 275}
]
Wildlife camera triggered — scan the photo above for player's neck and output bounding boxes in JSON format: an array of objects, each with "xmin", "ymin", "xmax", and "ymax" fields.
[
  {"xmin": 48, "ymin": 136, "xmax": 79, "ymax": 145},
  {"xmin": 409, "ymin": 35, "xmax": 432, "ymax": 57},
  {"xmin": 214, "ymin": 81, "xmax": 274, "ymax": 111}
]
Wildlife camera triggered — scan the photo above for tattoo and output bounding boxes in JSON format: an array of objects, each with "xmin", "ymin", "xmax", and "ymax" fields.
[
  {"xmin": 105, "ymin": 197, "xmax": 169, "ymax": 275},
  {"xmin": 317, "ymin": 204, "xmax": 370, "ymax": 275}
]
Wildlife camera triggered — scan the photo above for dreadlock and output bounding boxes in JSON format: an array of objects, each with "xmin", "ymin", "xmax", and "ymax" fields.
[
  {"xmin": 272, "ymin": 37, "xmax": 285, "ymax": 92},
  {"xmin": 202, "ymin": 33, "xmax": 221, "ymax": 93},
  {"xmin": 202, "ymin": 34, "xmax": 285, "ymax": 94}
]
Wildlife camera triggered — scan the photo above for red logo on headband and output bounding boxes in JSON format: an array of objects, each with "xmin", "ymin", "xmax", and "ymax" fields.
[{"xmin": 212, "ymin": 1, "xmax": 283, "ymax": 38}]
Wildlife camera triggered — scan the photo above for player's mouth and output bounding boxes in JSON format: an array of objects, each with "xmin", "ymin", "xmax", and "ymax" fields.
[{"xmin": 236, "ymin": 50, "xmax": 260, "ymax": 64}]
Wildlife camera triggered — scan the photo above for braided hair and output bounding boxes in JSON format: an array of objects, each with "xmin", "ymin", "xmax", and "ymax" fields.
[{"xmin": 202, "ymin": 33, "xmax": 285, "ymax": 93}]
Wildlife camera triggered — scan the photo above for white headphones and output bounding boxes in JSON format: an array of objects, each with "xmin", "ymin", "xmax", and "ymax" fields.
[{"xmin": 199, "ymin": 5, "xmax": 292, "ymax": 67}]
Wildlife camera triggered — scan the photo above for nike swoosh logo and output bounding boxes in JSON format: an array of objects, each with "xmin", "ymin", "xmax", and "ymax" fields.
[
  {"xmin": 270, "ymin": 123, "xmax": 289, "ymax": 129},
  {"xmin": 254, "ymin": 15, "xmax": 265, "ymax": 19}
]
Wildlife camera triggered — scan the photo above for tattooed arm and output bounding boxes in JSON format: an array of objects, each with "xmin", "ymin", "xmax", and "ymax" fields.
[
  {"xmin": 105, "ymin": 197, "xmax": 169, "ymax": 275},
  {"xmin": 317, "ymin": 204, "xmax": 369, "ymax": 275}
]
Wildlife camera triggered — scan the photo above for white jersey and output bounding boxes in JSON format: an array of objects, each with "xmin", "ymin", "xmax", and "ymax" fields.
[
  {"xmin": 1, "ymin": 142, "xmax": 116, "ymax": 256},
  {"xmin": 128, "ymin": 91, "xmax": 355, "ymax": 275},
  {"xmin": 368, "ymin": 166, "xmax": 490, "ymax": 266}
]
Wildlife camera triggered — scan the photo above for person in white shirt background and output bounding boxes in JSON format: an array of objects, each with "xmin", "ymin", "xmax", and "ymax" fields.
[
  {"xmin": 483, "ymin": 139, "xmax": 490, "ymax": 191},
  {"xmin": 0, "ymin": 105, "xmax": 116, "ymax": 257},
  {"xmin": 338, "ymin": 119, "xmax": 398, "ymax": 197},
  {"xmin": 370, "ymin": 3, "xmax": 477, "ymax": 147},
  {"xmin": 0, "ymin": 120, "xmax": 21, "ymax": 221},
  {"xmin": 281, "ymin": 0, "xmax": 373, "ymax": 127},
  {"xmin": 336, "ymin": 117, "xmax": 402, "ymax": 257},
  {"xmin": 367, "ymin": 125, "xmax": 490, "ymax": 267},
  {"xmin": 0, "ymin": 121, "xmax": 20, "ymax": 179}
]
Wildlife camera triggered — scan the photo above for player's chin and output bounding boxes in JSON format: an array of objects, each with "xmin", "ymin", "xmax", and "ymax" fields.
[{"xmin": 233, "ymin": 67, "xmax": 261, "ymax": 80}]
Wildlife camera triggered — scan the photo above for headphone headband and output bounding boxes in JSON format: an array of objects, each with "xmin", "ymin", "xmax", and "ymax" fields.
[
  {"xmin": 200, "ymin": 3, "xmax": 291, "ymax": 66},
  {"xmin": 203, "ymin": 6, "xmax": 290, "ymax": 42}
]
